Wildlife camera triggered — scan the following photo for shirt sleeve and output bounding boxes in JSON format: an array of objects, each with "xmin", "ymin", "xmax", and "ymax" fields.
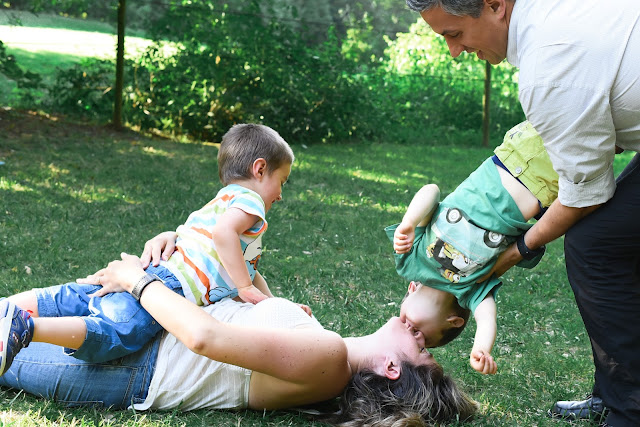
[
  {"xmin": 228, "ymin": 190, "xmax": 268, "ymax": 234},
  {"xmin": 519, "ymin": 44, "xmax": 617, "ymax": 208},
  {"xmin": 521, "ymin": 85, "xmax": 616, "ymax": 207}
]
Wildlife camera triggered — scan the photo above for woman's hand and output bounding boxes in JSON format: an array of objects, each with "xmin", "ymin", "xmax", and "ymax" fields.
[
  {"xmin": 99, "ymin": 253, "xmax": 147, "ymax": 294},
  {"xmin": 77, "ymin": 267, "xmax": 129, "ymax": 297},
  {"xmin": 78, "ymin": 253, "xmax": 146, "ymax": 297},
  {"xmin": 140, "ymin": 231, "xmax": 178, "ymax": 268}
]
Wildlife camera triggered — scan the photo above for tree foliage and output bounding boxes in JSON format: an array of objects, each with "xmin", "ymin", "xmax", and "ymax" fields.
[{"xmin": 4, "ymin": 0, "xmax": 524, "ymax": 144}]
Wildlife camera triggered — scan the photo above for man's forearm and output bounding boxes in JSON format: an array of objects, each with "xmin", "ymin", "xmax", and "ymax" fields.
[{"xmin": 524, "ymin": 199, "xmax": 601, "ymax": 249}]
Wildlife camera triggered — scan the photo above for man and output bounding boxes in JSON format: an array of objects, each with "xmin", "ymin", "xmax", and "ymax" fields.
[{"xmin": 404, "ymin": 0, "xmax": 640, "ymax": 426}]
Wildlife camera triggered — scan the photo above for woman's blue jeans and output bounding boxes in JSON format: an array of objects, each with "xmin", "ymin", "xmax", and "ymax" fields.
[
  {"xmin": 0, "ymin": 337, "xmax": 159, "ymax": 408},
  {"xmin": 34, "ymin": 265, "xmax": 182, "ymax": 362}
]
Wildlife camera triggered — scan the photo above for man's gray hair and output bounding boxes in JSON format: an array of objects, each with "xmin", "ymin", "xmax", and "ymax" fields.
[{"xmin": 405, "ymin": 0, "xmax": 485, "ymax": 17}]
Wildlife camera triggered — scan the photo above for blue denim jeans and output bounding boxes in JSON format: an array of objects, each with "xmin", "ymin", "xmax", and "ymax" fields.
[
  {"xmin": 34, "ymin": 265, "xmax": 182, "ymax": 363},
  {"xmin": 0, "ymin": 337, "xmax": 159, "ymax": 408}
]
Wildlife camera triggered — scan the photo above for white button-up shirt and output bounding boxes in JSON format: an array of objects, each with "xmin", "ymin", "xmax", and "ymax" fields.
[{"xmin": 507, "ymin": 0, "xmax": 640, "ymax": 207}]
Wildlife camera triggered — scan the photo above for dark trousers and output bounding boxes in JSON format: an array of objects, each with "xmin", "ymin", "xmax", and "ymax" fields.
[{"xmin": 564, "ymin": 153, "xmax": 640, "ymax": 427}]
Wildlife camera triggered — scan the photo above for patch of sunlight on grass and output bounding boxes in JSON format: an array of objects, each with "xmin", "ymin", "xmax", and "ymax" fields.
[
  {"xmin": 349, "ymin": 168, "xmax": 398, "ymax": 184},
  {"xmin": 409, "ymin": 171, "xmax": 429, "ymax": 180},
  {"xmin": 377, "ymin": 204, "xmax": 405, "ymax": 214},
  {"xmin": 142, "ymin": 146, "xmax": 174, "ymax": 158},
  {"xmin": 64, "ymin": 185, "xmax": 142, "ymax": 204},
  {"xmin": 0, "ymin": 178, "xmax": 34, "ymax": 192},
  {"xmin": 1, "ymin": 25, "xmax": 153, "ymax": 60},
  {"xmin": 46, "ymin": 163, "xmax": 70, "ymax": 176}
]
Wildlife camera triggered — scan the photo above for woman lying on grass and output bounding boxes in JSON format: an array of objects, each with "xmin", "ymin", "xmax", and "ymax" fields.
[{"xmin": 0, "ymin": 253, "xmax": 477, "ymax": 426}]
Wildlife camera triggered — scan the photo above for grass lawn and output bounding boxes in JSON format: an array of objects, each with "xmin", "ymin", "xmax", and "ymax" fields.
[{"xmin": 1, "ymin": 108, "xmax": 634, "ymax": 425}]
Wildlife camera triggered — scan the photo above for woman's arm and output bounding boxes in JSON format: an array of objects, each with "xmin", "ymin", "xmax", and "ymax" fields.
[
  {"xmin": 100, "ymin": 254, "xmax": 349, "ymax": 391},
  {"xmin": 469, "ymin": 295, "xmax": 497, "ymax": 375}
]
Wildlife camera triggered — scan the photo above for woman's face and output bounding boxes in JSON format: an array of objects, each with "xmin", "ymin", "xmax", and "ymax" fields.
[{"xmin": 379, "ymin": 316, "xmax": 437, "ymax": 366}]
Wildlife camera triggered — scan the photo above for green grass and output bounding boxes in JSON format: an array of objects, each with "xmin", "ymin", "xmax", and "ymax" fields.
[{"xmin": 2, "ymin": 108, "xmax": 634, "ymax": 425}]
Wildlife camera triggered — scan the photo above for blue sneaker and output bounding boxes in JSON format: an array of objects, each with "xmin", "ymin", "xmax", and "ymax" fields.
[{"xmin": 0, "ymin": 300, "xmax": 35, "ymax": 376}]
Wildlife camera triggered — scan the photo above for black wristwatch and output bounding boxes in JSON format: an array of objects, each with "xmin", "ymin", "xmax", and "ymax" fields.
[
  {"xmin": 131, "ymin": 273, "xmax": 163, "ymax": 301},
  {"xmin": 516, "ymin": 234, "xmax": 546, "ymax": 260}
]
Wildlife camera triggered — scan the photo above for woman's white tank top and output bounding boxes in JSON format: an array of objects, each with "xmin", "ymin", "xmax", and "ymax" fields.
[{"xmin": 132, "ymin": 297, "xmax": 323, "ymax": 411}]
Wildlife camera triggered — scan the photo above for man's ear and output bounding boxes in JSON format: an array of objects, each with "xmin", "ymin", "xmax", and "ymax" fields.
[
  {"xmin": 383, "ymin": 356, "xmax": 401, "ymax": 380},
  {"xmin": 485, "ymin": 0, "xmax": 507, "ymax": 17},
  {"xmin": 252, "ymin": 158, "xmax": 267, "ymax": 180},
  {"xmin": 447, "ymin": 315, "xmax": 465, "ymax": 328}
]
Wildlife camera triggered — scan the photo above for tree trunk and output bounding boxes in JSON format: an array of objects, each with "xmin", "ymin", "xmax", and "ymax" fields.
[{"xmin": 113, "ymin": 0, "xmax": 126, "ymax": 129}]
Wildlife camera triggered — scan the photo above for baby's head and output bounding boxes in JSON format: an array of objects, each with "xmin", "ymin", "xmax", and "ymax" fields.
[
  {"xmin": 400, "ymin": 281, "xmax": 470, "ymax": 348},
  {"xmin": 217, "ymin": 123, "xmax": 294, "ymax": 186}
]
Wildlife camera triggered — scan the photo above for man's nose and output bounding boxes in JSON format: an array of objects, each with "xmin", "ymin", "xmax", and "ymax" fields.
[{"xmin": 446, "ymin": 40, "xmax": 464, "ymax": 58}]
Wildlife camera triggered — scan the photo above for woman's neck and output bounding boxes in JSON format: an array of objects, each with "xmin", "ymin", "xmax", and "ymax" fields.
[{"xmin": 343, "ymin": 335, "xmax": 377, "ymax": 375}]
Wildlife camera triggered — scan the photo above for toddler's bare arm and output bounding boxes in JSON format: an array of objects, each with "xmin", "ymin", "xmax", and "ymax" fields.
[{"xmin": 470, "ymin": 295, "xmax": 497, "ymax": 375}]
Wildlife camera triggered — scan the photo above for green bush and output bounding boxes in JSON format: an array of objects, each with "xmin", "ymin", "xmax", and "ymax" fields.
[
  {"xmin": 0, "ymin": 40, "xmax": 43, "ymax": 106},
  {"xmin": 378, "ymin": 20, "xmax": 524, "ymax": 140},
  {"xmin": 120, "ymin": 1, "xmax": 379, "ymax": 143},
  {"xmin": 48, "ymin": 59, "xmax": 115, "ymax": 119},
  {"xmin": 30, "ymin": 2, "xmax": 524, "ymax": 145}
]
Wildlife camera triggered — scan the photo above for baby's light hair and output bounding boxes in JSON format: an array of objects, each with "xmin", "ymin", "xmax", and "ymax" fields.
[{"xmin": 217, "ymin": 124, "xmax": 294, "ymax": 186}]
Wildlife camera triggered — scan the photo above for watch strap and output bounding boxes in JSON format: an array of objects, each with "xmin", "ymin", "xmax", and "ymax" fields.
[
  {"xmin": 131, "ymin": 273, "xmax": 162, "ymax": 301},
  {"xmin": 516, "ymin": 233, "xmax": 545, "ymax": 261}
]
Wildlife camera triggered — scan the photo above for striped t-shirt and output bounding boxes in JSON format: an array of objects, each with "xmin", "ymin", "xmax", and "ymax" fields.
[{"xmin": 161, "ymin": 184, "xmax": 267, "ymax": 306}]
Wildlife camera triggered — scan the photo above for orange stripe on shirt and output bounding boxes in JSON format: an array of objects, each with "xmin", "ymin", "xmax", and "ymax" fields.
[
  {"xmin": 243, "ymin": 221, "xmax": 268, "ymax": 237},
  {"xmin": 205, "ymin": 193, "xmax": 234, "ymax": 207},
  {"xmin": 192, "ymin": 227, "xmax": 213, "ymax": 239},
  {"xmin": 176, "ymin": 246, "xmax": 212, "ymax": 304}
]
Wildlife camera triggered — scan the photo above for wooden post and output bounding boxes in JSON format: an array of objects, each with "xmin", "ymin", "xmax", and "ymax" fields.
[
  {"xmin": 482, "ymin": 61, "xmax": 491, "ymax": 147},
  {"xmin": 113, "ymin": 0, "xmax": 126, "ymax": 129}
]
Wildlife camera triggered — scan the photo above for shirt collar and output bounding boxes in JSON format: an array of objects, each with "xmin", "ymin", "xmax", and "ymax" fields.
[{"xmin": 506, "ymin": 0, "xmax": 525, "ymax": 67}]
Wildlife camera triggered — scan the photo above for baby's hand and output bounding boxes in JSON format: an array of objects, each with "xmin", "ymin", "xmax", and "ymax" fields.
[
  {"xmin": 237, "ymin": 284, "xmax": 270, "ymax": 305},
  {"xmin": 470, "ymin": 349, "xmax": 497, "ymax": 375},
  {"xmin": 140, "ymin": 231, "xmax": 178, "ymax": 268},
  {"xmin": 296, "ymin": 303, "xmax": 313, "ymax": 317},
  {"xmin": 393, "ymin": 222, "xmax": 416, "ymax": 254}
]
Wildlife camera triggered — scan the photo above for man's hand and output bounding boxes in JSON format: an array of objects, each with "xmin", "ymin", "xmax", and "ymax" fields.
[
  {"xmin": 394, "ymin": 222, "xmax": 416, "ymax": 254},
  {"xmin": 470, "ymin": 349, "xmax": 498, "ymax": 375},
  {"xmin": 237, "ymin": 284, "xmax": 270, "ymax": 304},
  {"xmin": 477, "ymin": 242, "xmax": 522, "ymax": 283},
  {"xmin": 140, "ymin": 231, "xmax": 178, "ymax": 269},
  {"xmin": 479, "ymin": 200, "xmax": 602, "ymax": 284}
]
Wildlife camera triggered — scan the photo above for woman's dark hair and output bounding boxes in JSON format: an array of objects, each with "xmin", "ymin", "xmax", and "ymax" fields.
[{"xmin": 325, "ymin": 361, "xmax": 478, "ymax": 426}]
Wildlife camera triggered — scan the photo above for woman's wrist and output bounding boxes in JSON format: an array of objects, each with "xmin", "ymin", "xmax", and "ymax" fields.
[{"xmin": 130, "ymin": 273, "xmax": 163, "ymax": 301}]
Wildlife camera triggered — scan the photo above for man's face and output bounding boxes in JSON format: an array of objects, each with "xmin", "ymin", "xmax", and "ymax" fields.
[{"xmin": 420, "ymin": 1, "xmax": 509, "ymax": 65}]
